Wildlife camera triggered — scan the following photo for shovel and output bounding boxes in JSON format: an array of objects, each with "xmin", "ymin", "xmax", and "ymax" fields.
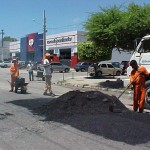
[{"xmin": 109, "ymin": 72, "xmax": 141, "ymax": 113}]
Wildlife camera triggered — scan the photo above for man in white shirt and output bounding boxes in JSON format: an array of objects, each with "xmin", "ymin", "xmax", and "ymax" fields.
[
  {"xmin": 26, "ymin": 61, "xmax": 34, "ymax": 81},
  {"xmin": 43, "ymin": 53, "xmax": 54, "ymax": 96}
]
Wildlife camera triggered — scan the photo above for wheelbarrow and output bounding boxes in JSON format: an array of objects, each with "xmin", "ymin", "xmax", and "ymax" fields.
[
  {"xmin": 36, "ymin": 71, "xmax": 45, "ymax": 81},
  {"xmin": 14, "ymin": 77, "xmax": 28, "ymax": 94}
]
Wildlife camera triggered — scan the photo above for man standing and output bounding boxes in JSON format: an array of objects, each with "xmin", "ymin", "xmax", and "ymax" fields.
[
  {"xmin": 129, "ymin": 60, "xmax": 150, "ymax": 113},
  {"xmin": 26, "ymin": 61, "xmax": 34, "ymax": 81},
  {"xmin": 9, "ymin": 59, "xmax": 19, "ymax": 92},
  {"xmin": 43, "ymin": 53, "xmax": 54, "ymax": 96}
]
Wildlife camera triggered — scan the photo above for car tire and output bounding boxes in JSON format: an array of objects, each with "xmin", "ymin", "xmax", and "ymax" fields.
[
  {"xmin": 65, "ymin": 68, "xmax": 69, "ymax": 73},
  {"xmin": 4, "ymin": 65, "xmax": 7, "ymax": 68},
  {"xmin": 145, "ymin": 80, "xmax": 150, "ymax": 105},
  {"xmin": 89, "ymin": 73, "xmax": 94, "ymax": 77},
  {"xmin": 116, "ymin": 71, "xmax": 121, "ymax": 76},
  {"xmin": 75, "ymin": 69, "xmax": 79, "ymax": 72},
  {"xmin": 81, "ymin": 68, "xmax": 85, "ymax": 72},
  {"xmin": 97, "ymin": 71, "xmax": 102, "ymax": 77}
]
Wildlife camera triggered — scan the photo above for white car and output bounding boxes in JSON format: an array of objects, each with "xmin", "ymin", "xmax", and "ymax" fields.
[
  {"xmin": 88, "ymin": 62, "xmax": 122, "ymax": 77},
  {"xmin": 0, "ymin": 61, "xmax": 12, "ymax": 68}
]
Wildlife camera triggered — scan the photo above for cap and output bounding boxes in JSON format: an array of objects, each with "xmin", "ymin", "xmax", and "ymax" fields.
[
  {"xmin": 12, "ymin": 59, "xmax": 17, "ymax": 63},
  {"xmin": 45, "ymin": 53, "xmax": 50, "ymax": 57}
]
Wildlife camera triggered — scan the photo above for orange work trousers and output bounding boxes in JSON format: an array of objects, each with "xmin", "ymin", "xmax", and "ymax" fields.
[{"xmin": 133, "ymin": 84, "xmax": 146, "ymax": 111}]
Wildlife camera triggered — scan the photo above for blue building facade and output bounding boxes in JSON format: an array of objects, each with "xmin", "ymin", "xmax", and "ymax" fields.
[{"xmin": 20, "ymin": 33, "xmax": 43, "ymax": 62}]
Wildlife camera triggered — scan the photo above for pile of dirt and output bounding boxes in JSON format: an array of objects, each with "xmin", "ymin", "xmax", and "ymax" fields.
[
  {"xmin": 38, "ymin": 90, "xmax": 128, "ymax": 119},
  {"xmin": 99, "ymin": 79, "xmax": 124, "ymax": 89}
]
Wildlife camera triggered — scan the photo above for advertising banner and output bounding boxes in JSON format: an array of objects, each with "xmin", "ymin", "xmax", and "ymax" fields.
[{"xmin": 27, "ymin": 33, "xmax": 38, "ymax": 52}]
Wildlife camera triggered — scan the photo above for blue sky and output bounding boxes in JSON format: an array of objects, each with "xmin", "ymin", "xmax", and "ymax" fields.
[{"xmin": 0, "ymin": 0, "xmax": 149, "ymax": 40}]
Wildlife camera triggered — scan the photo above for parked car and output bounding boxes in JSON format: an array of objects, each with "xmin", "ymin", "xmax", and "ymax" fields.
[
  {"xmin": 37, "ymin": 62, "xmax": 70, "ymax": 73},
  {"xmin": 74, "ymin": 62, "xmax": 91, "ymax": 72},
  {"xmin": 0, "ymin": 61, "xmax": 12, "ymax": 68},
  {"xmin": 111, "ymin": 62, "xmax": 123, "ymax": 69},
  {"xmin": 18, "ymin": 61, "xmax": 27, "ymax": 69},
  {"xmin": 88, "ymin": 62, "xmax": 122, "ymax": 77}
]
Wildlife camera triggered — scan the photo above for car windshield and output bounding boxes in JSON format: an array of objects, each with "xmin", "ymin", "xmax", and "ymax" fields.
[{"xmin": 111, "ymin": 62, "xmax": 120, "ymax": 68}]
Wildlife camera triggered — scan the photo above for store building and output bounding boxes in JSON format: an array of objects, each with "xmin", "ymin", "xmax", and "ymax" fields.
[
  {"xmin": 9, "ymin": 41, "xmax": 20, "ymax": 59},
  {"xmin": 20, "ymin": 32, "xmax": 43, "ymax": 63},
  {"xmin": 9, "ymin": 30, "xmax": 86, "ymax": 67},
  {"xmin": 0, "ymin": 41, "xmax": 10, "ymax": 61},
  {"xmin": 46, "ymin": 31, "xmax": 86, "ymax": 67}
]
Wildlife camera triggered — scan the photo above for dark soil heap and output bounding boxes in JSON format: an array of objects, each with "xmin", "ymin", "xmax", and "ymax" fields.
[
  {"xmin": 99, "ymin": 79, "xmax": 124, "ymax": 89},
  {"xmin": 38, "ymin": 90, "xmax": 128, "ymax": 119}
]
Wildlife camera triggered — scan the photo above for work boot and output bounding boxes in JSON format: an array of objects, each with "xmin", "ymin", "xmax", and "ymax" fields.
[
  {"xmin": 49, "ymin": 92, "xmax": 55, "ymax": 97},
  {"xmin": 134, "ymin": 108, "xmax": 138, "ymax": 112},
  {"xmin": 138, "ymin": 109, "xmax": 143, "ymax": 113},
  {"xmin": 43, "ymin": 91, "xmax": 48, "ymax": 95}
]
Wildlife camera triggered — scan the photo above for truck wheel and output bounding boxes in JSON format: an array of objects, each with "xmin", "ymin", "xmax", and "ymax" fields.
[{"xmin": 145, "ymin": 80, "xmax": 150, "ymax": 105}]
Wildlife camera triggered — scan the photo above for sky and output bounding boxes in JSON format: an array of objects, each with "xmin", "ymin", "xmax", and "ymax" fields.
[{"xmin": 0, "ymin": 0, "xmax": 150, "ymax": 40}]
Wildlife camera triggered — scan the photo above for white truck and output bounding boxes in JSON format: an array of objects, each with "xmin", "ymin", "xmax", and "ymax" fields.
[{"xmin": 127, "ymin": 35, "xmax": 150, "ymax": 105}]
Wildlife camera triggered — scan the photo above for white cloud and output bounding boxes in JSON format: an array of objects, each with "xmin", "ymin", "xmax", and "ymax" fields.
[{"xmin": 73, "ymin": 18, "xmax": 80, "ymax": 23}]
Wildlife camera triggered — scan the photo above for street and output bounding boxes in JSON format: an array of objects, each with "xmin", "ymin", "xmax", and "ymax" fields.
[{"xmin": 0, "ymin": 68, "xmax": 150, "ymax": 150}]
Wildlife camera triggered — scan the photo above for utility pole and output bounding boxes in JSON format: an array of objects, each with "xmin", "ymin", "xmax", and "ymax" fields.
[
  {"xmin": 0, "ymin": 29, "xmax": 4, "ymax": 61},
  {"xmin": 43, "ymin": 10, "xmax": 46, "ymax": 58}
]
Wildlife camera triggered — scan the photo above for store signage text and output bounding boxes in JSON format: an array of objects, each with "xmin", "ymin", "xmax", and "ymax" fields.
[{"xmin": 47, "ymin": 37, "xmax": 72, "ymax": 44}]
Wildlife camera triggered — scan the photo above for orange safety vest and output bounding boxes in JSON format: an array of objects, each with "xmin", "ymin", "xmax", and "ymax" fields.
[{"xmin": 10, "ymin": 63, "xmax": 19, "ymax": 77}]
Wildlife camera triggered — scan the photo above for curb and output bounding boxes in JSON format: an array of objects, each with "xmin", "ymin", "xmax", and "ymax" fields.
[{"xmin": 56, "ymin": 80, "xmax": 134, "ymax": 95}]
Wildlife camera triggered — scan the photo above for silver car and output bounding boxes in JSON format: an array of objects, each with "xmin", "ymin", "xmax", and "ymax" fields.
[
  {"xmin": 37, "ymin": 62, "xmax": 70, "ymax": 73},
  {"xmin": 0, "ymin": 61, "xmax": 12, "ymax": 68}
]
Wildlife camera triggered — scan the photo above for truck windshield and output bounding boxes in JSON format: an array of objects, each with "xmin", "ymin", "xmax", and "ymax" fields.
[{"xmin": 137, "ymin": 39, "xmax": 150, "ymax": 53}]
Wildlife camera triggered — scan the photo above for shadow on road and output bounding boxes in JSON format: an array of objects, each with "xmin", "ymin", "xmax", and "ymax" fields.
[{"xmin": 6, "ymin": 94, "xmax": 150, "ymax": 146}]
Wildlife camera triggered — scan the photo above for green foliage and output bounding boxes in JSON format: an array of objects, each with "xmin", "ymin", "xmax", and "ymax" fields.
[
  {"xmin": 3, "ymin": 36, "xmax": 17, "ymax": 42},
  {"xmin": 84, "ymin": 3, "xmax": 150, "ymax": 51},
  {"xmin": 77, "ymin": 42, "xmax": 111, "ymax": 61}
]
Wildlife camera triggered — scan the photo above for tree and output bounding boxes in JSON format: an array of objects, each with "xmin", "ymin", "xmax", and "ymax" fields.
[
  {"xmin": 3, "ymin": 36, "xmax": 17, "ymax": 42},
  {"xmin": 77, "ymin": 41, "xmax": 111, "ymax": 62},
  {"xmin": 82, "ymin": 3, "xmax": 150, "ymax": 61}
]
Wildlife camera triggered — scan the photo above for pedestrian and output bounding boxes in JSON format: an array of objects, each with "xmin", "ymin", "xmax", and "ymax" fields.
[
  {"xmin": 129, "ymin": 60, "xmax": 150, "ymax": 113},
  {"xmin": 9, "ymin": 59, "xmax": 19, "ymax": 92},
  {"xmin": 26, "ymin": 61, "xmax": 34, "ymax": 81},
  {"xmin": 43, "ymin": 53, "xmax": 55, "ymax": 96}
]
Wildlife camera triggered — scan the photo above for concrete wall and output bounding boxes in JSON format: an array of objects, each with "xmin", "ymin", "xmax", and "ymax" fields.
[
  {"xmin": 110, "ymin": 49, "xmax": 132, "ymax": 63},
  {"xmin": 0, "ymin": 41, "xmax": 10, "ymax": 61}
]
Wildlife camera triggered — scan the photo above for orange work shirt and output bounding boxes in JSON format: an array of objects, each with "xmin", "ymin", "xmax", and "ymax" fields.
[
  {"xmin": 130, "ymin": 66, "xmax": 149, "ymax": 84},
  {"xmin": 10, "ymin": 63, "xmax": 19, "ymax": 77}
]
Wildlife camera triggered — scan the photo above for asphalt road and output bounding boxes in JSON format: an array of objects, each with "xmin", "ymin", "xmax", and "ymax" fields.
[{"xmin": 0, "ymin": 68, "xmax": 150, "ymax": 150}]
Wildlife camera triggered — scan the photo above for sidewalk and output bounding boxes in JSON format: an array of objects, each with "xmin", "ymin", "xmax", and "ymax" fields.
[{"xmin": 57, "ymin": 75, "xmax": 131, "ymax": 93}]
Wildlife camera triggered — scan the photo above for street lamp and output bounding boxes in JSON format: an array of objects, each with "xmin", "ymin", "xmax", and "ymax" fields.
[
  {"xmin": 0, "ymin": 29, "xmax": 4, "ymax": 61},
  {"xmin": 32, "ymin": 10, "xmax": 46, "ymax": 58},
  {"xmin": 43, "ymin": 10, "xmax": 46, "ymax": 58}
]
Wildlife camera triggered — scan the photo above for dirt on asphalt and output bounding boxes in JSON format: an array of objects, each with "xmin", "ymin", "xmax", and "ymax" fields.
[
  {"xmin": 35, "ymin": 87, "xmax": 150, "ymax": 146},
  {"xmin": 38, "ymin": 90, "xmax": 128, "ymax": 119}
]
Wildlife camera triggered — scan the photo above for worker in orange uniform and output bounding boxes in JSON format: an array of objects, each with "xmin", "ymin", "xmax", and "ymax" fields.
[
  {"xmin": 9, "ymin": 59, "xmax": 19, "ymax": 92},
  {"xmin": 129, "ymin": 60, "xmax": 150, "ymax": 113}
]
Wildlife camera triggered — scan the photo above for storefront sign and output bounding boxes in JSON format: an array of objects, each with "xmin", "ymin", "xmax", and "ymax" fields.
[{"xmin": 47, "ymin": 37, "xmax": 72, "ymax": 44}]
